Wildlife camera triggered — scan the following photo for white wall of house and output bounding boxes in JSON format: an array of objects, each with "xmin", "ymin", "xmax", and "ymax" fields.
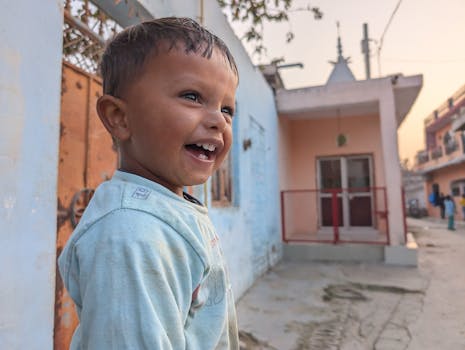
[
  {"xmin": 0, "ymin": 2, "xmax": 63, "ymax": 349},
  {"xmin": 0, "ymin": 1, "xmax": 280, "ymax": 348}
]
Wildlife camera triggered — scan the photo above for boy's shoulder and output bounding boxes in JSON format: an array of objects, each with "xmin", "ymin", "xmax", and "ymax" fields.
[
  {"xmin": 84, "ymin": 170, "xmax": 205, "ymax": 218},
  {"xmin": 69, "ymin": 171, "xmax": 212, "ymax": 254},
  {"xmin": 57, "ymin": 172, "xmax": 214, "ymax": 308}
]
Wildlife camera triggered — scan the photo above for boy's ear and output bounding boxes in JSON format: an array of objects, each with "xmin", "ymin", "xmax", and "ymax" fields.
[{"xmin": 96, "ymin": 95, "xmax": 131, "ymax": 141}]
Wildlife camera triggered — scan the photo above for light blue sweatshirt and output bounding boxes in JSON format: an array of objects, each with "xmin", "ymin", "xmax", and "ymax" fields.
[
  {"xmin": 444, "ymin": 198, "xmax": 455, "ymax": 217},
  {"xmin": 58, "ymin": 171, "xmax": 239, "ymax": 349}
]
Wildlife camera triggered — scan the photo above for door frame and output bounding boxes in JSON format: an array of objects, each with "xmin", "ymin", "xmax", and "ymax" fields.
[{"xmin": 317, "ymin": 154, "xmax": 374, "ymax": 230}]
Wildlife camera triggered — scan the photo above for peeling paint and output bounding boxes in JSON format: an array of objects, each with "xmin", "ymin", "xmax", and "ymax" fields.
[
  {"xmin": 2, "ymin": 195, "xmax": 16, "ymax": 210},
  {"xmin": 0, "ymin": 47, "xmax": 24, "ymax": 159},
  {"xmin": 1, "ymin": 195, "xmax": 16, "ymax": 221},
  {"xmin": 35, "ymin": 252, "xmax": 54, "ymax": 270}
]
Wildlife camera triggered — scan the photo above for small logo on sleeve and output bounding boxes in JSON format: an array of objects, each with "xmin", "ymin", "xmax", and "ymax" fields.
[
  {"xmin": 132, "ymin": 187, "xmax": 151, "ymax": 200},
  {"xmin": 210, "ymin": 235, "xmax": 219, "ymax": 247}
]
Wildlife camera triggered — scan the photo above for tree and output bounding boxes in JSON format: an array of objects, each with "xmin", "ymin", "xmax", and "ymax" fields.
[{"xmin": 218, "ymin": 0, "xmax": 322, "ymax": 56}]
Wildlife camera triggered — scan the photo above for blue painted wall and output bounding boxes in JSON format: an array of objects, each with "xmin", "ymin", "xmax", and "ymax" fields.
[
  {"xmin": 0, "ymin": 1, "xmax": 63, "ymax": 349},
  {"xmin": 201, "ymin": 2, "xmax": 282, "ymax": 298},
  {"xmin": 208, "ymin": 99, "xmax": 282, "ymax": 297},
  {"xmin": 208, "ymin": 71, "xmax": 281, "ymax": 298}
]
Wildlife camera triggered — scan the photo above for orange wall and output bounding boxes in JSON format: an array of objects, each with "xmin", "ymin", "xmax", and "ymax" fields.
[
  {"xmin": 425, "ymin": 162, "xmax": 465, "ymax": 219},
  {"xmin": 280, "ymin": 114, "xmax": 385, "ymax": 190}
]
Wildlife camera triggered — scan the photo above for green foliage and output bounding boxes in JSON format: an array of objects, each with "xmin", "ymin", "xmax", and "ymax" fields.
[{"xmin": 218, "ymin": 0, "xmax": 322, "ymax": 56}]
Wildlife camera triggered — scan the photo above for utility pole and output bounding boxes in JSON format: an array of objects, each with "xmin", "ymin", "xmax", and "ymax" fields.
[{"xmin": 361, "ymin": 23, "xmax": 371, "ymax": 79}]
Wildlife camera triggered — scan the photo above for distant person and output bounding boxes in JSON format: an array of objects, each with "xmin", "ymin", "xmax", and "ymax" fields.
[
  {"xmin": 58, "ymin": 17, "xmax": 239, "ymax": 349},
  {"xmin": 460, "ymin": 194, "xmax": 465, "ymax": 221},
  {"xmin": 437, "ymin": 193, "xmax": 446, "ymax": 219},
  {"xmin": 444, "ymin": 195, "xmax": 456, "ymax": 230}
]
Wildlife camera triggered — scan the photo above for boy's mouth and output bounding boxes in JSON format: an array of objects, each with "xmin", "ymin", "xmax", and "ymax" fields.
[{"xmin": 185, "ymin": 143, "xmax": 218, "ymax": 161}]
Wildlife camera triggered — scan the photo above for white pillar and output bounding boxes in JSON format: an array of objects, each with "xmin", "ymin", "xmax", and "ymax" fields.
[
  {"xmin": 379, "ymin": 83, "xmax": 405, "ymax": 245},
  {"xmin": 0, "ymin": 1, "xmax": 63, "ymax": 349}
]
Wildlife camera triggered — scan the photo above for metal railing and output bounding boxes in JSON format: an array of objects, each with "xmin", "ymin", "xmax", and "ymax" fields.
[
  {"xmin": 281, "ymin": 187, "xmax": 389, "ymax": 245},
  {"xmin": 431, "ymin": 146, "xmax": 443, "ymax": 160},
  {"xmin": 416, "ymin": 133, "xmax": 465, "ymax": 167},
  {"xmin": 460, "ymin": 132, "xmax": 465, "ymax": 154},
  {"xmin": 445, "ymin": 138, "xmax": 459, "ymax": 155},
  {"xmin": 424, "ymin": 83, "xmax": 465, "ymax": 127},
  {"xmin": 416, "ymin": 150, "xmax": 429, "ymax": 165}
]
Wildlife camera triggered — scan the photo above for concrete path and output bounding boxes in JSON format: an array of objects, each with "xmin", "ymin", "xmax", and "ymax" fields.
[{"xmin": 236, "ymin": 217, "xmax": 465, "ymax": 350}]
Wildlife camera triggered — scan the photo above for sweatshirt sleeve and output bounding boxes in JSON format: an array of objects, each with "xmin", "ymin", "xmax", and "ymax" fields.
[{"xmin": 66, "ymin": 209, "xmax": 206, "ymax": 350}]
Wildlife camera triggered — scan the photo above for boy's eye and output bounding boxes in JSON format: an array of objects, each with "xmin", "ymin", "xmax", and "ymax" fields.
[
  {"xmin": 182, "ymin": 92, "xmax": 200, "ymax": 102},
  {"xmin": 221, "ymin": 106, "xmax": 234, "ymax": 118}
]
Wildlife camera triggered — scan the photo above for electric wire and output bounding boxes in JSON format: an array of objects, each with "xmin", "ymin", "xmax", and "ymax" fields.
[{"xmin": 377, "ymin": 0, "xmax": 403, "ymax": 76}]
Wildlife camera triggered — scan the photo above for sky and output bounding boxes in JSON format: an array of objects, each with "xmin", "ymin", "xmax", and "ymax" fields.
[{"xmin": 226, "ymin": 0, "xmax": 465, "ymax": 166}]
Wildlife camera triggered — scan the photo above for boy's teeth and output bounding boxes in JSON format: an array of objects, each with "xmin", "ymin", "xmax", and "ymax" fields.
[
  {"xmin": 198, "ymin": 154, "xmax": 208, "ymax": 160},
  {"xmin": 195, "ymin": 143, "xmax": 216, "ymax": 152}
]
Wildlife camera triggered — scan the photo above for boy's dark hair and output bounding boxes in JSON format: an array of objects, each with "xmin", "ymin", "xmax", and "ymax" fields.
[{"xmin": 100, "ymin": 17, "xmax": 238, "ymax": 97}]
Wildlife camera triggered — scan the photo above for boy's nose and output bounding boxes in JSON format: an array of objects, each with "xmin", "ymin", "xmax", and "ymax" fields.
[{"xmin": 204, "ymin": 109, "xmax": 227, "ymax": 132}]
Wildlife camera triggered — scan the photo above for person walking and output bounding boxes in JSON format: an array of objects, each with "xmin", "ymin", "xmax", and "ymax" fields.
[
  {"xmin": 459, "ymin": 194, "xmax": 465, "ymax": 221},
  {"xmin": 444, "ymin": 195, "xmax": 456, "ymax": 231},
  {"xmin": 438, "ymin": 193, "xmax": 446, "ymax": 219}
]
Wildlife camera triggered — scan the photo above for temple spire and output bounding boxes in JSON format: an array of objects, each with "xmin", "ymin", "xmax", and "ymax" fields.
[
  {"xmin": 326, "ymin": 21, "xmax": 356, "ymax": 84},
  {"xmin": 337, "ymin": 21, "xmax": 343, "ymax": 60}
]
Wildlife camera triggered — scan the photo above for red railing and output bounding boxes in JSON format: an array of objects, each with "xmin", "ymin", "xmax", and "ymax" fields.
[
  {"xmin": 281, "ymin": 187, "xmax": 389, "ymax": 245},
  {"xmin": 401, "ymin": 187, "xmax": 408, "ymax": 244}
]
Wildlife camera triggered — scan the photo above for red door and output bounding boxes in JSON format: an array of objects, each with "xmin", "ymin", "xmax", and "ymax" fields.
[{"xmin": 318, "ymin": 156, "xmax": 373, "ymax": 228}]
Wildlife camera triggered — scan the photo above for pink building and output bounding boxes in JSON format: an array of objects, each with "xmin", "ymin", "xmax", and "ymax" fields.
[
  {"xmin": 414, "ymin": 84, "xmax": 465, "ymax": 220},
  {"xmin": 267, "ymin": 37, "xmax": 422, "ymax": 265}
]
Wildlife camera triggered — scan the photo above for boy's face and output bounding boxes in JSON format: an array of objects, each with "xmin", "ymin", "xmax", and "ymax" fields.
[{"xmin": 117, "ymin": 45, "xmax": 237, "ymax": 196}]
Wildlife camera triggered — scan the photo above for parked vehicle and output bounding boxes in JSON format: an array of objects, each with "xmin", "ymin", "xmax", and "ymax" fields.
[{"xmin": 407, "ymin": 199, "xmax": 428, "ymax": 218}]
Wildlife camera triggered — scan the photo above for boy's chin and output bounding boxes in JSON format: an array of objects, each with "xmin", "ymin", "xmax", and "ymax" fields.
[
  {"xmin": 184, "ymin": 175, "xmax": 211, "ymax": 186},
  {"xmin": 185, "ymin": 169, "xmax": 218, "ymax": 187},
  {"xmin": 186, "ymin": 179, "xmax": 209, "ymax": 187}
]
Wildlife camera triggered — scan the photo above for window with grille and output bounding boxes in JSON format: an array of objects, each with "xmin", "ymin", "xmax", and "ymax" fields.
[
  {"xmin": 63, "ymin": 0, "xmax": 123, "ymax": 74},
  {"xmin": 211, "ymin": 153, "xmax": 233, "ymax": 206},
  {"xmin": 451, "ymin": 179, "xmax": 465, "ymax": 197}
]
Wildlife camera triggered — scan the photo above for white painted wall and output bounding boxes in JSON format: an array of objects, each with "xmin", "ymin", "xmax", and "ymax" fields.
[
  {"xmin": 0, "ymin": 2, "xmax": 63, "ymax": 350},
  {"xmin": 379, "ymin": 83, "xmax": 405, "ymax": 245}
]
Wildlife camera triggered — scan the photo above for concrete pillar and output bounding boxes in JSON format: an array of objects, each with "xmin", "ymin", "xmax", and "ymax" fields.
[
  {"xmin": 0, "ymin": 1, "xmax": 63, "ymax": 349},
  {"xmin": 379, "ymin": 82, "xmax": 405, "ymax": 245}
]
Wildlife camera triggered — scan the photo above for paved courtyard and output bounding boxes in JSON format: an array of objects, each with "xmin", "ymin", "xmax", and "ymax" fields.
[{"xmin": 237, "ymin": 217, "xmax": 465, "ymax": 350}]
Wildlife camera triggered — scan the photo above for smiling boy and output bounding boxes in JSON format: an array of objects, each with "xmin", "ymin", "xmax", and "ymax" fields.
[{"xmin": 58, "ymin": 17, "xmax": 239, "ymax": 349}]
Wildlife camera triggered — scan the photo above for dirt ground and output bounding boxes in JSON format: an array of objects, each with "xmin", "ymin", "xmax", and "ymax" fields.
[{"xmin": 236, "ymin": 217, "xmax": 465, "ymax": 350}]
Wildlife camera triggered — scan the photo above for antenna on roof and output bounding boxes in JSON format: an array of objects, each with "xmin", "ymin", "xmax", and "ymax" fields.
[{"xmin": 361, "ymin": 23, "xmax": 371, "ymax": 79}]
